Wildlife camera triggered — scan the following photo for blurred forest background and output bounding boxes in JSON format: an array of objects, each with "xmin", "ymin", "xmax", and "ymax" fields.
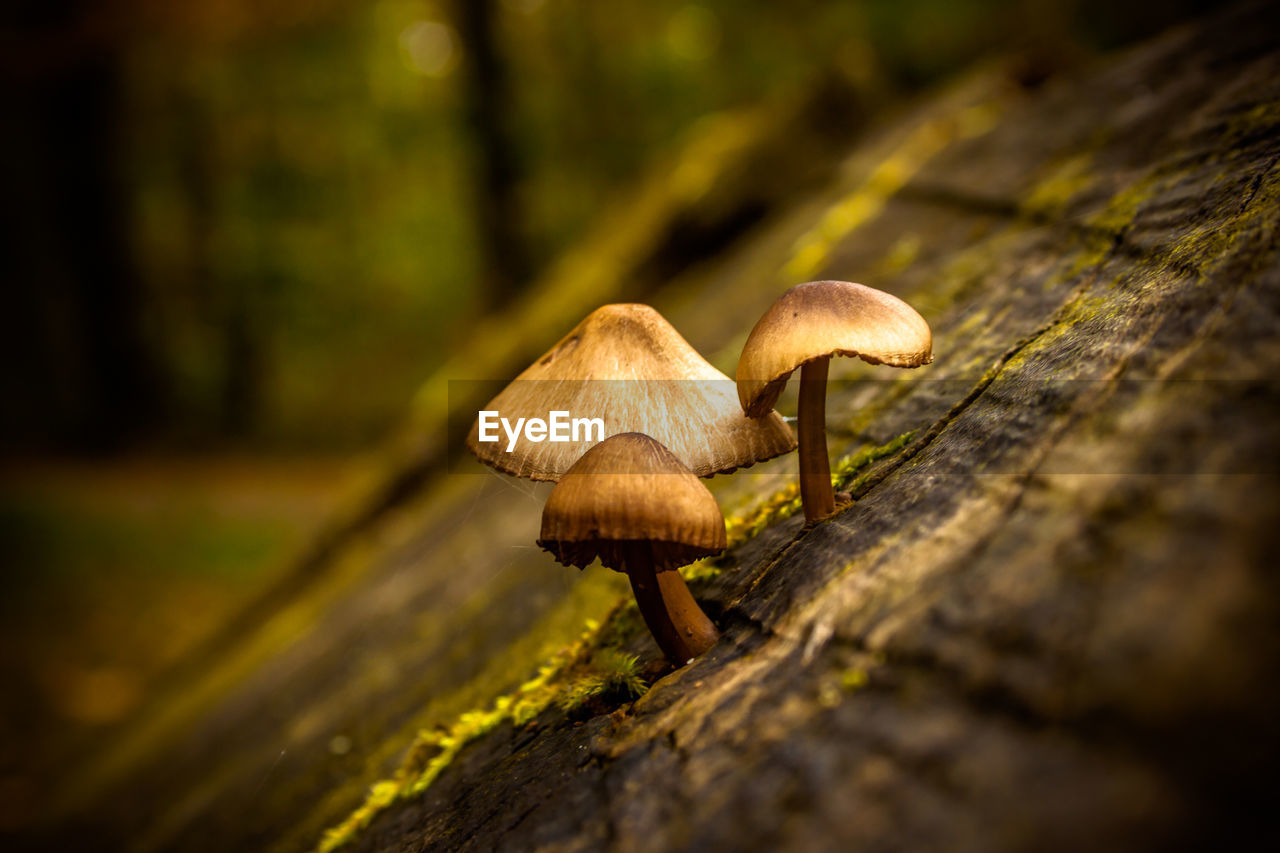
[{"xmin": 0, "ymin": 0, "xmax": 1219, "ymax": 829}]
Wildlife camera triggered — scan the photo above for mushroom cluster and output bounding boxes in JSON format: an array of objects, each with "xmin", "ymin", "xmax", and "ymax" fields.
[
  {"xmin": 468, "ymin": 303, "xmax": 794, "ymax": 665},
  {"xmin": 466, "ymin": 284, "xmax": 932, "ymax": 667}
]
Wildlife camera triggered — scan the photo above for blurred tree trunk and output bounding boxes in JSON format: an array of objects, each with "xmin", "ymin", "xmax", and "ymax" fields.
[
  {"xmin": 0, "ymin": 1, "xmax": 166, "ymax": 452},
  {"xmin": 454, "ymin": 0, "xmax": 532, "ymax": 304},
  {"xmin": 174, "ymin": 88, "xmax": 261, "ymax": 440}
]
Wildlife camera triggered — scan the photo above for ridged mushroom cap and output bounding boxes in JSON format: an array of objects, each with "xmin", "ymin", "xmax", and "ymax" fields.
[
  {"xmin": 736, "ymin": 281, "xmax": 933, "ymax": 417},
  {"xmin": 537, "ymin": 433, "xmax": 727, "ymax": 572},
  {"xmin": 467, "ymin": 303, "xmax": 796, "ymax": 480}
]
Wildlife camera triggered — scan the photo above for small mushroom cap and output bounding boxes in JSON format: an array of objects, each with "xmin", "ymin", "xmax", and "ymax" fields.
[
  {"xmin": 467, "ymin": 303, "xmax": 795, "ymax": 480},
  {"xmin": 538, "ymin": 433, "xmax": 727, "ymax": 572},
  {"xmin": 736, "ymin": 281, "xmax": 933, "ymax": 417}
]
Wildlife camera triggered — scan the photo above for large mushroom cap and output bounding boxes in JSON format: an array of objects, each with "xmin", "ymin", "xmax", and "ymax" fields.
[
  {"xmin": 736, "ymin": 280, "xmax": 933, "ymax": 417},
  {"xmin": 538, "ymin": 433, "xmax": 726, "ymax": 572},
  {"xmin": 467, "ymin": 303, "xmax": 796, "ymax": 480}
]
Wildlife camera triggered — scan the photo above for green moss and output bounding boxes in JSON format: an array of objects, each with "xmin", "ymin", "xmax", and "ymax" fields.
[
  {"xmin": 784, "ymin": 98, "xmax": 1004, "ymax": 280},
  {"xmin": 1088, "ymin": 171, "xmax": 1160, "ymax": 238},
  {"xmin": 680, "ymin": 557, "xmax": 726, "ymax": 584},
  {"xmin": 833, "ymin": 430, "xmax": 918, "ymax": 495},
  {"xmin": 315, "ymin": 619, "xmax": 613, "ymax": 853},
  {"xmin": 872, "ymin": 232, "xmax": 923, "ymax": 278},
  {"xmin": 722, "ymin": 430, "xmax": 918, "ymax": 544},
  {"xmin": 840, "ymin": 667, "xmax": 869, "ymax": 692},
  {"xmin": 1163, "ymin": 164, "xmax": 1280, "ymax": 273},
  {"xmin": 1021, "ymin": 151, "xmax": 1097, "ymax": 218},
  {"xmin": 556, "ymin": 649, "xmax": 647, "ymax": 711},
  {"xmin": 314, "ymin": 618, "xmax": 649, "ymax": 853},
  {"xmin": 817, "ymin": 665, "xmax": 872, "ymax": 708},
  {"xmin": 588, "ymin": 598, "xmax": 646, "ymax": 650},
  {"xmin": 1046, "ymin": 151, "xmax": 1280, "ymax": 337},
  {"xmin": 909, "ymin": 223, "xmax": 1033, "ymax": 324},
  {"xmin": 311, "ymin": 596, "xmax": 662, "ymax": 852},
  {"xmin": 722, "ymin": 480, "xmax": 802, "ymax": 546}
]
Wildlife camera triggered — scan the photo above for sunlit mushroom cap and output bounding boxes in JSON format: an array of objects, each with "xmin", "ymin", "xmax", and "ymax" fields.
[
  {"xmin": 736, "ymin": 280, "xmax": 933, "ymax": 417},
  {"xmin": 466, "ymin": 303, "xmax": 796, "ymax": 480},
  {"xmin": 538, "ymin": 433, "xmax": 726, "ymax": 572}
]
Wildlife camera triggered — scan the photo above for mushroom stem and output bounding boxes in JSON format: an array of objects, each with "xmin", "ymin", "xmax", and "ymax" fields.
[
  {"xmin": 798, "ymin": 356, "xmax": 836, "ymax": 523},
  {"xmin": 623, "ymin": 542, "xmax": 719, "ymax": 665}
]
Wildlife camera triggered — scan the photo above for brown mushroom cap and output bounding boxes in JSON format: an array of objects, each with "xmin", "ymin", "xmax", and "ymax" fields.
[
  {"xmin": 467, "ymin": 303, "xmax": 796, "ymax": 480},
  {"xmin": 538, "ymin": 433, "xmax": 726, "ymax": 572},
  {"xmin": 736, "ymin": 280, "xmax": 933, "ymax": 417}
]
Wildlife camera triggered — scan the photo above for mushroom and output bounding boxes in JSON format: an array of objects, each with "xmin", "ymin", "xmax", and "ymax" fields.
[
  {"xmin": 538, "ymin": 433, "xmax": 724, "ymax": 665},
  {"xmin": 736, "ymin": 281, "xmax": 932, "ymax": 524},
  {"xmin": 466, "ymin": 303, "xmax": 795, "ymax": 481}
]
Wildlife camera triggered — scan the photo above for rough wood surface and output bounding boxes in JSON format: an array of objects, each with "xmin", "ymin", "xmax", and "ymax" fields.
[{"xmin": 25, "ymin": 4, "xmax": 1280, "ymax": 851}]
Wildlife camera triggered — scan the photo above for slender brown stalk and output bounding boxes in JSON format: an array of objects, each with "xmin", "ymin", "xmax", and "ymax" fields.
[
  {"xmin": 624, "ymin": 542, "xmax": 719, "ymax": 665},
  {"xmin": 797, "ymin": 356, "xmax": 836, "ymax": 523}
]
